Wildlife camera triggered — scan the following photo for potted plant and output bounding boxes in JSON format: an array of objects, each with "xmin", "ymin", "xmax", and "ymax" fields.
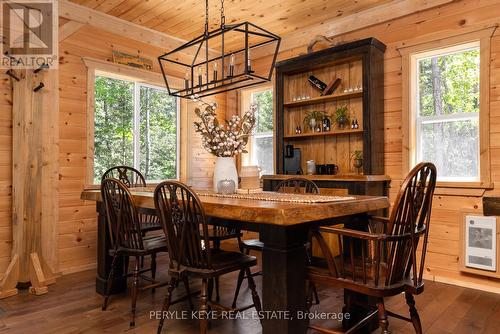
[
  {"xmin": 334, "ymin": 105, "xmax": 350, "ymax": 129},
  {"xmin": 352, "ymin": 150, "xmax": 363, "ymax": 174},
  {"xmin": 194, "ymin": 104, "xmax": 256, "ymax": 192},
  {"xmin": 303, "ymin": 110, "xmax": 327, "ymax": 131}
]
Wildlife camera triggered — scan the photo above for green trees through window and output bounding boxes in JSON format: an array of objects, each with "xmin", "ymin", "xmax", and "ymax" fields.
[
  {"xmin": 93, "ymin": 75, "xmax": 178, "ymax": 183},
  {"xmin": 416, "ymin": 45, "xmax": 480, "ymax": 180},
  {"xmin": 251, "ymin": 89, "xmax": 274, "ymax": 175}
]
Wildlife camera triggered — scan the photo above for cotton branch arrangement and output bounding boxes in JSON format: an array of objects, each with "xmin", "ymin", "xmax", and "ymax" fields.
[{"xmin": 194, "ymin": 104, "xmax": 257, "ymax": 157}]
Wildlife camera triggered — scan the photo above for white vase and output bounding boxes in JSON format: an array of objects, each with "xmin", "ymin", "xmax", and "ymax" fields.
[{"xmin": 213, "ymin": 157, "xmax": 238, "ymax": 192}]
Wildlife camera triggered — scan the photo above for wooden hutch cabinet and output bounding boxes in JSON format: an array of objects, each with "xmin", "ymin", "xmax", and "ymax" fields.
[{"xmin": 263, "ymin": 38, "xmax": 390, "ymax": 196}]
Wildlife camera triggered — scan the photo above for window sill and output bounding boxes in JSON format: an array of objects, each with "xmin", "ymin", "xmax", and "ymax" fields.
[
  {"xmin": 433, "ymin": 181, "xmax": 493, "ymax": 197},
  {"xmin": 435, "ymin": 181, "xmax": 493, "ymax": 189}
]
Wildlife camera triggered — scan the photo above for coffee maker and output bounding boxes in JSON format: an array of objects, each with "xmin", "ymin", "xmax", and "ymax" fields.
[{"xmin": 284, "ymin": 145, "xmax": 302, "ymax": 174}]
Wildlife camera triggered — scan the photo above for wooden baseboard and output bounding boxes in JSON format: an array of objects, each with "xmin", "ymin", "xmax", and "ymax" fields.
[{"xmin": 424, "ymin": 269, "xmax": 500, "ymax": 294}]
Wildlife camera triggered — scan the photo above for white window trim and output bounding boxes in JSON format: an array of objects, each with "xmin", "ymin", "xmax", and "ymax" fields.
[
  {"xmin": 83, "ymin": 57, "xmax": 182, "ymax": 185},
  {"xmin": 239, "ymin": 85, "xmax": 274, "ymax": 173},
  {"xmin": 399, "ymin": 28, "xmax": 495, "ymax": 189}
]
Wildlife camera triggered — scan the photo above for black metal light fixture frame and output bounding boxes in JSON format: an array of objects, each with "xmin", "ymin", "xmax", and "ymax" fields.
[{"xmin": 158, "ymin": 0, "xmax": 281, "ymax": 99}]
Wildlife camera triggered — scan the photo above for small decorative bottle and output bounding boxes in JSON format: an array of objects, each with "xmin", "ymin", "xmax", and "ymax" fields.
[
  {"xmin": 298, "ymin": 126, "xmax": 302, "ymax": 134},
  {"xmin": 322, "ymin": 117, "xmax": 331, "ymax": 132},
  {"xmin": 354, "ymin": 119, "xmax": 359, "ymax": 129}
]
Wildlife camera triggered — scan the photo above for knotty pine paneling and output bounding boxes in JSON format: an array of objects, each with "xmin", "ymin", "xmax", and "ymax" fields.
[
  {"xmin": 55, "ymin": 24, "xmax": 227, "ymax": 274},
  {"xmin": 0, "ymin": 23, "xmax": 227, "ymax": 276},
  {"xmin": 0, "ymin": 72, "xmax": 12, "ymax": 274},
  {"xmin": 254, "ymin": 0, "xmax": 500, "ymax": 290}
]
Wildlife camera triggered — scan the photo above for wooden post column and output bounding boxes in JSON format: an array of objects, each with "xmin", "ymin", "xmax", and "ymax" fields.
[{"xmin": 0, "ymin": 68, "xmax": 60, "ymax": 298}]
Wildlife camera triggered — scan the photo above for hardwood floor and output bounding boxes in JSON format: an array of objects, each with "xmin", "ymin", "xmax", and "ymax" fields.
[{"xmin": 0, "ymin": 246, "xmax": 499, "ymax": 334}]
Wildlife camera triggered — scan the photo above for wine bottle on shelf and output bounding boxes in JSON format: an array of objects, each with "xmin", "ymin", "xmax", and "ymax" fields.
[{"xmin": 308, "ymin": 75, "xmax": 327, "ymax": 92}]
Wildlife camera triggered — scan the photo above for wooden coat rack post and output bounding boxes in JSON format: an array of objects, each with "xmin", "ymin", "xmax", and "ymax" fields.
[{"xmin": 0, "ymin": 68, "xmax": 60, "ymax": 298}]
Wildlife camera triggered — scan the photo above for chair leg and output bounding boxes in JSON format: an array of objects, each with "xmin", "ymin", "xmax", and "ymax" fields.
[
  {"xmin": 200, "ymin": 278, "xmax": 209, "ymax": 334},
  {"xmin": 157, "ymin": 277, "xmax": 178, "ymax": 334},
  {"xmin": 182, "ymin": 276, "xmax": 195, "ymax": 310},
  {"xmin": 405, "ymin": 293, "xmax": 422, "ymax": 334},
  {"xmin": 207, "ymin": 278, "xmax": 213, "ymax": 301},
  {"xmin": 305, "ymin": 280, "xmax": 314, "ymax": 312},
  {"xmin": 102, "ymin": 252, "xmax": 118, "ymax": 311},
  {"xmin": 130, "ymin": 257, "xmax": 140, "ymax": 327},
  {"xmin": 151, "ymin": 253, "xmax": 157, "ymax": 294},
  {"xmin": 124, "ymin": 255, "xmax": 130, "ymax": 276},
  {"xmin": 311, "ymin": 282, "xmax": 320, "ymax": 305},
  {"xmin": 231, "ymin": 269, "xmax": 245, "ymax": 308},
  {"xmin": 376, "ymin": 298, "xmax": 390, "ymax": 334},
  {"xmin": 215, "ymin": 276, "xmax": 220, "ymax": 302},
  {"xmin": 245, "ymin": 268, "xmax": 262, "ymax": 315}
]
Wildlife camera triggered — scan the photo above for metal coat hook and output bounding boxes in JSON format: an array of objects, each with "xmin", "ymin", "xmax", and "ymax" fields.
[
  {"xmin": 4, "ymin": 51, "xmax": 20, "ymax": 65},
  {"xmin": 34, "ymin": 63, "xmax": 49, "ymax": 73},
  {"xmin": 33, "ymin": 82, "xmax": 44, "ymax": 92},
  {"xmin": 6, "ymin": 69, "xmax": 20, "ymax": 82}
]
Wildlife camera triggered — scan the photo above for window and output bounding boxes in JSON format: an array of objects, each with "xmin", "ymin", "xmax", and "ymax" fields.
[
  {"xmin": 414, "ymin": 43, "xmax": 480, "ymax": 181},
  {"xmin": 401, "ymin": 28, "xmax": 493, "ymax": 186},
  {"xmin": 241, "ymin": 87, "xmax": 274, "ymax": 175},
  {"xmin": 93, "ymin": 74, "xmax": 179, "ymax": 183}
]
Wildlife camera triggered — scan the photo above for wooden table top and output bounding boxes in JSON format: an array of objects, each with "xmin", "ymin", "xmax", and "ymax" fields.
[{"xmin": 81, "ymin": 189, "xmax": 389, "ymax": 226}]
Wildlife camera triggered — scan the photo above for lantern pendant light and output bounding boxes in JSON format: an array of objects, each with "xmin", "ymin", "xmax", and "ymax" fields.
[{"xmin": 158, "ymin": 0, "xmax": 281, "ymax": 99}]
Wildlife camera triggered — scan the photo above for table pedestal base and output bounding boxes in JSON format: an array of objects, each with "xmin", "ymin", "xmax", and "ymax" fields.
[{"xmin": 260, "ymin": 224, "xmax": 309, "ymax": 334}]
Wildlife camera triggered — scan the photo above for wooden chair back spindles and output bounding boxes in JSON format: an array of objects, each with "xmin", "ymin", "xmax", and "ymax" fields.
[
  {"xmin": 275, "ymin": 177, "xmax": 320, "ymax": 194},
  {"xmin": 154, "ymin": 181, "xmax": 263, "ymax": 333},
  {"xmin": 102, "ymin": 166, "xmax": 146, "ymax": 188},
  {"xmin": 102, "ymin": 165, "xmax": 161, "ymax": 236},
  {"xmin": 307, "ymin": 162, "xmax": 437, "ymax": 334},
  {"xmin": 154, "ymin": 181, "xmax": 212, "ymax": 270},
  {"xmin": 101, "ymin": 177, "xmax": 168, "ymax": 328},
  {"xmin": 101, "ymin": 178, "xmax": 144, "ymax": 251},
  {"xmin": 309, "ymin": 162, "xmax": 437, "ymax": 292},
  {"xmin": 385, "ymin": 162, "xmax": 437, "ymax": 289}
]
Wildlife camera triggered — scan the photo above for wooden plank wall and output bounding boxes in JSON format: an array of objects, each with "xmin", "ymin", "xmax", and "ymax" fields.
[
  {"xmin": 0, "ymin": 0, "xmax": 499, "ymax": 293},
  {"xmin": 0, "ymin": 72, "xmax": 12, "ymax": 275},
  {"xmin": 253, "ymin": 0, "xmax": 500, "ymax": 292},
  {"xmin": 0, "ymin": 24, "xmax": 225, "ymax": 276},
  {"xmin": 58, "ymin": 25, "xmax": 225, "ymax": 274}
]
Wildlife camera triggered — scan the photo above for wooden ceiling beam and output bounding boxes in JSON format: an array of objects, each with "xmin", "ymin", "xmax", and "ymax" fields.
[
  {"xmin": 59, "ymin": 20, "xmax": 85, "ymax": 42},
  {"xmin": 58, "ymin": 0, "xmax": 217, "ymax": 57},
  {"xmin": 275, "ymin": 0, "xmax": 456, "ymax": 55}
]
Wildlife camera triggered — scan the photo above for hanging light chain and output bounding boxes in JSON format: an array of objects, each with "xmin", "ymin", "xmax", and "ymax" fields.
[
  {"xmin": 204, "ymin": 0, "xmax": 209, "ymax": 35},
  {"xmin": 220, "ymin": 0, "xmax": 225, "ymax": 28}
]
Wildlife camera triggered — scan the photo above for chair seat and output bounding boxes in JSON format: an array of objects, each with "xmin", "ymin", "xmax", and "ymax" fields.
[
  {"xmin": 139, "ymin": 214, "xmax": 162, "ymax": 233},
  {"xmin": 307, "ymin": 256, "xmax": 420, "ymax": 297},
  {"xmin": 110, "ymin": 235, "xmax": 168, "ymax": 256},
  {"xmin": 242, "ymin": 239, "xmax": 264, "ymax": 251},
  {"xmin": 171, "ymin": 250, "xmax": 257, "ymax": 278},
  {"xmin": 206, "ymin": 229, "xmax": 242, "ymax": 241}
]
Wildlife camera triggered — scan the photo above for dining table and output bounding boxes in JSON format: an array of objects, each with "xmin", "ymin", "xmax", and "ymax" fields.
[{"xmin": 80, "ymin": 187, "xmax": 390, "ymax": 334}]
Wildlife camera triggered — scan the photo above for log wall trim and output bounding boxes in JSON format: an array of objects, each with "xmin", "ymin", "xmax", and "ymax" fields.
[
  {"xmin": 400, "ymin": 27, "xmax": 496, "ymax": 187},
  {"xmin": 81, "ymin": 57, "xmax": 183, "ymax": 186}
]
